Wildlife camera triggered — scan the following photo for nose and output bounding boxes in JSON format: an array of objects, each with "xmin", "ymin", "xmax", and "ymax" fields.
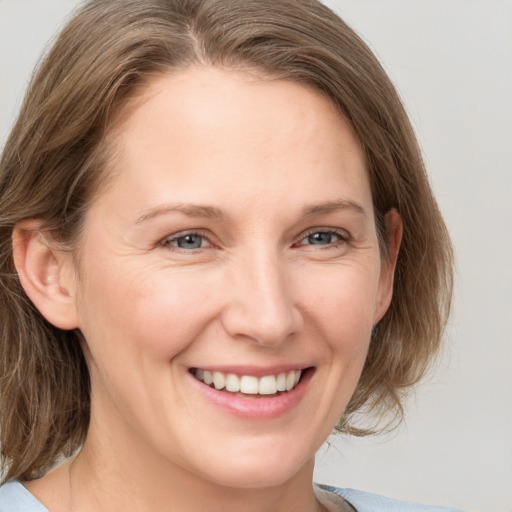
[{"xmin": 220, "ymin": 248, "xmax": 303, "ymax": 346}]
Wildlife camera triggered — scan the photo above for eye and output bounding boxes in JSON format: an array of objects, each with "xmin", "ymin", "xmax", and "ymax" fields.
[
  {"xmin": 297, "ymin": 229, "xmax": 348, "ymax": 247},
  {"xmin": 161, "ymin": 232, "xmax": 212, "ymax": 251}
]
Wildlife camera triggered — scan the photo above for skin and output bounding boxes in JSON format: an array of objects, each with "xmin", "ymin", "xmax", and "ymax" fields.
[{"xmin": 15, "ymin": 66, "xmax": 401, "ymax": 512}]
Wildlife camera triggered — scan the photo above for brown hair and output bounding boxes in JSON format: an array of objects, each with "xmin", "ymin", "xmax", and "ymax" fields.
[{"xmin": 0, "ymin": 0, "xmax": 453, "ymax": 482}]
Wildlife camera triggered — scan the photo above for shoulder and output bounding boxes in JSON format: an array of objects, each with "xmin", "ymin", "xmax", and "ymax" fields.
[
  {"xmin": 0, "ymin": 481, "xmax": 49, "ymax": 512},
  {"xmin": 317, "ymin": 484, "xmax": 465, "ymax": 512}
]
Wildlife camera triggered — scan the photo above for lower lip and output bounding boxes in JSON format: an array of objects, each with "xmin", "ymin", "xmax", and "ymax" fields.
[{"xmin": 189, "ymin": 368, "xmax": 314, "ymax": 420}]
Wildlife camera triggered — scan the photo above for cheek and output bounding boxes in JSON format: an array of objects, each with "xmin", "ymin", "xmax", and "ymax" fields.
[
  {"xmin": 299, "ymin": 262, "xmax": 381, "ymax": 338},
  {"xmin": 299, "ymin": 262, "xmax": 379, "ymax": 389},
  {"xmin": 288, "ymin": 264, "xmax": 379, "ymax": 437},
  {"xmin": 76, "ymin": 257, "xmax": 220, "ymax": 366},
  {"xmin": 75, "ymin": 260, "xmax": 221, "ymax": 438}
]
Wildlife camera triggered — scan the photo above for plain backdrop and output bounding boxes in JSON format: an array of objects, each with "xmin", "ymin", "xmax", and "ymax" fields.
[{"xmin": 1, "ymin": 1, "xmax": 511, "ymax": 511}]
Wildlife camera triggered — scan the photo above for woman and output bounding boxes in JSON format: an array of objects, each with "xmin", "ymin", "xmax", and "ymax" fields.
[{"xmin": 0, "ymin": 1, "xmax": 458, "ymax": 511}]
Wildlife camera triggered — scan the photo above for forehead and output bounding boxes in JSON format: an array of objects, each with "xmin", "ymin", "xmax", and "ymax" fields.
[{"xmin": 97, "ymin": 66, "xmax": 371, "ymax": 220}]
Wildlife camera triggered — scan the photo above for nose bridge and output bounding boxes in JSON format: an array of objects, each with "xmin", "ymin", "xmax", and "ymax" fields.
[{"xmin": 222, "ymin": 243, "xmax": 302, "ymax": 345}]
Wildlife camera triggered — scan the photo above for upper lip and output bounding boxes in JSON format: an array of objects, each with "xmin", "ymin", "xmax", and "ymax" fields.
[{"xmin": 189, "ymin": 365, "xmax": 313, "ymax": 378}]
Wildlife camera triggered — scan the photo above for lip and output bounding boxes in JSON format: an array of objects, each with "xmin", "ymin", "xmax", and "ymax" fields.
[{"xmin": 188, "ymin": 366, "xmax": 315, "ymax": 420}]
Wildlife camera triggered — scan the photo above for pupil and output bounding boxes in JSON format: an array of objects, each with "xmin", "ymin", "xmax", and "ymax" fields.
[
  {"xmin": 308, "ymin": 232, "xmax": 332, "ymax": 245},
  {"xmin": 178, "ymin": 235, "xmax": 202, "ymax": 249}
]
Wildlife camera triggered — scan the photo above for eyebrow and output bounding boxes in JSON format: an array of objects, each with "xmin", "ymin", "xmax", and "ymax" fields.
[
  {"xmin": 136, "ymin": 203, "xmax": 225, "ymax": 224},
  {"xmin": 135, "ymin": 198, "xmax": 367, "ymax": 225},
  {"xmin": 301, "ymin": 199, "xmax": 367, "ymax": 218}
]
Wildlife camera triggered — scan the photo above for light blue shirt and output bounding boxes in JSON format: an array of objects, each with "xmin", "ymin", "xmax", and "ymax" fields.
[
  {"xmin": 319, "ymin": 485, "xmax": 464, "ymax": 512},
  {"xmin": 0, "ymin": 481, "xmax": 464, "ymax": 512}
]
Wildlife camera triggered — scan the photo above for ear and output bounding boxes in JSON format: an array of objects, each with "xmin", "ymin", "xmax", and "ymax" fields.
[
  {"xmin": 373, "ymin": 209, "xmax": 403, "ymax": 324},
  {"xmin": 12, "ymin": 219, "xmax": 79, "ymax": 330}
]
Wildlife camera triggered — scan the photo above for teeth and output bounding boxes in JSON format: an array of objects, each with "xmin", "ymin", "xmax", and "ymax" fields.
[
  {"xmin": 240, "ymin": 375, "xmax": 259, "ymax": 394},
  {"xmin": 194, "ymin": 369, "xmax": 302, "ymax": 395},
  {"xmin": 213, "ymin": 371, "xmax": 225, "ymax": 390},
  {"xmin": 285, "ymin": 371, "xmax": 295, "ymax": 391},
  {"xmin": 225, "ymin": 373, "xmax": 240, "ymax": 392},
  {"xmin": 258, "ymin": 375, "xmax": 277, "ymax": 395},
  {"xmin": 203, "ymin": 370, "xmax": 213, "ymax": 385},
  {"xmin": 276, "ymin": 372, "xmax": 286, "ymax": 392}
]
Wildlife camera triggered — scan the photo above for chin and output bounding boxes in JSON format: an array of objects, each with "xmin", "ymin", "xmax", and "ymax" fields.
[
  {"xmin": 205, "ymin": 467, "xmax": 304, "ymax": 490},
  {"xmin": 190, "ymin": 445, "xmax": 314, "ymax": 490}
]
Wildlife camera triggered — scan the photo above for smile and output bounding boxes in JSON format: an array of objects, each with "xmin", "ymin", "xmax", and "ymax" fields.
[{"xmin": 192, "ymin": 368, "xmax": 302, "ymax": 395}]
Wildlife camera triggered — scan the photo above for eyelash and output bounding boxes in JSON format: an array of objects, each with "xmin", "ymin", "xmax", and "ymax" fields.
[
  {"xmin": 159, "ymin": 228, "xmax": 350, "ymax": 252},
  {"xmin": 160, "ymin": 230, "xmax": 215, "ymax": 251},
  {"xmin": 294, "ymin": 228, "xmax": 350, "ymax": 249}
]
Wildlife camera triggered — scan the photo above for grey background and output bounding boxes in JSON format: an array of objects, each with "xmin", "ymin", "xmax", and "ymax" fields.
[{"xmin": 1, "ymin": 1, "xmax": 511, "ymax": 511}]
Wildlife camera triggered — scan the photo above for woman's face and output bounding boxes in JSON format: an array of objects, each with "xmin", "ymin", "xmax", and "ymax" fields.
[{"xmin": 71, "ymin": 67, "xmax": 396, "ymax": 488}]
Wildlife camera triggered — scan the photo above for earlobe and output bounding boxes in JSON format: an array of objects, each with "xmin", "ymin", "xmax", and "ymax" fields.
[
  {"xmin": 373, "ymin": 209, "xmax": 403, "ymax": 323},
  {"xmin": 12, "ymin": 220, "xmax": 79, "ymax": 330}
]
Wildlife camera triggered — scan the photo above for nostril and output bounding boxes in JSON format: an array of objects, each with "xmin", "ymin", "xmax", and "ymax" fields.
[
  {"xmin": 220, "ymin": 303, "xmax": 303, "ymax": 347},
  {"xmin": 219, "ymin": 263, "xmax": 303, "ymax": 345}
]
